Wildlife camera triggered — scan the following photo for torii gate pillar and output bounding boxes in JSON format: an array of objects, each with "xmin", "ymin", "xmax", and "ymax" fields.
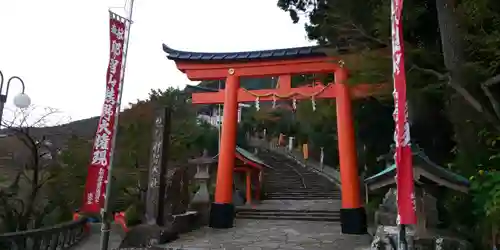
[
  {"xmin": 161, "ymin": 44, "xmax": 387, "ymax": 234},
  {"xmin": 335, "ymin": 69, "xmax": 367, "ymax": 234},
  {"xmin": 210, "ymin": 71, "xmax": 239, "ymax": 228}
]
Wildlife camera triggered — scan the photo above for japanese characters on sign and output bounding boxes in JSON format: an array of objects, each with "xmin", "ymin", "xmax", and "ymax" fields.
[
  {"xmin": 145, "ymin": 111, "xmax": 167, "ymax": 224},
  {"xmin": 149, "ymin": 117, "xmax": 164, "ymax": 189},
  {"xmin": 391, "ymin": 0, "xmax": 417, "ymax": 225},
  {"xmin": 82, "ymin": 13, "xmax": 127, "ymax": 214}
]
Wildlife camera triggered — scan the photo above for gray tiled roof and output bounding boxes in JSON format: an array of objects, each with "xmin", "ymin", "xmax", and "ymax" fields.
[{"xmin": 162, "ymin": 44, "xmax": 329, "ymax": 62}]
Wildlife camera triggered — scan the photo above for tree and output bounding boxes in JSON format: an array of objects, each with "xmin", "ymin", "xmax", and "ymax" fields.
[
  {"xmin": 276, "ymin": 0, "xmax": 500, "ymax": 247},
  {"xmin": 0, "ymin": 106, "xmax": 77, "ymax": 232},
  {"xmin": 57, "ymin": 88, "xmax": 221, "ymax": 219}
]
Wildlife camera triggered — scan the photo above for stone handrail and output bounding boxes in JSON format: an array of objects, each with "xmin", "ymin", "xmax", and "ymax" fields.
[
  {"xmin": 248, "ymin": 137, "xmax": 342, "ymax": 186},
  {"xmin": 0, "ymin": 217, "xmax": 88, "ymax": 250}
]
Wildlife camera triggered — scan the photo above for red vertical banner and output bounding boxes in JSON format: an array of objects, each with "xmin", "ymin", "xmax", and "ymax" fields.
[
  {"xmin": 81, "ymin": 13, "xmax": 127, "ymax": 214},
  {"xmin": 391, "ymin": 0, "xmax": 417, "ymax": 224}
]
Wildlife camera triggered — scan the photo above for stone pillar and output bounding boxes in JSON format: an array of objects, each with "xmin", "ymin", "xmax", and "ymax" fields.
[
  {"xmin": 188, "ymin": 150, "xmax": 216, "ymax": 226},
  {"xmin": 237, "ymin": 105, "xmax": 242, "ymax": 123},
  {"xmin": 144, "ymin": 107, "xmax": 172, "ymax": 226},
  {"xmin": 190, "ymin": 165, "xmax": 210, "ymax": 225},
  {"xmin": 256, "ymin": 171, "xmax": 262, "ymax": 201},
  {"xmin": 320, "ymin": 147, "xmax": 325, "ymax": 170},
  {"xmin": 120, "ymin": 107, "xmax": 175, "ymax": 248}
]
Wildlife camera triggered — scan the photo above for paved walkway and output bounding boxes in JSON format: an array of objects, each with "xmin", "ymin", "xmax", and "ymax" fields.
[
  {"xmin": 75, "ymin": 148, "xmax": 372, "ymax": 250},
  {"xmin": 75, "ymin": 204, "xmax": 371, "ymax": 250},
  {"xmin": 158, "ymin": 200, "xmax": 371, "ymax": 250},
  {"xmin": 238, "ymin": 199, "xmax": 342, "ymax": 211},
  {"xmin": 74, "ymin": 224, "xmax": 123, "ymax": 250},
  {"xmin": 159, "ymin": 219, "xmax": 370, "ymax": 249}
]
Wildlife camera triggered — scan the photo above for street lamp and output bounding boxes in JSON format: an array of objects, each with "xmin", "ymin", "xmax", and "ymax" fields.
[{"xmin": 0, "ymin": 70, "xmax": 31, "ymax": 127}]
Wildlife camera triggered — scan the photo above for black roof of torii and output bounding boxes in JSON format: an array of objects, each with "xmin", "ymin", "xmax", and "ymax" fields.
[{"xmin": 162, "ymin": 44, "xmax": 334, "ymax": 63}]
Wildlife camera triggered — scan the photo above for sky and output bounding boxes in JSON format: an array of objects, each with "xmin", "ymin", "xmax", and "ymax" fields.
[{"xmin": 0, "ymin": 0, "xmax": 313, "ymax": 125}]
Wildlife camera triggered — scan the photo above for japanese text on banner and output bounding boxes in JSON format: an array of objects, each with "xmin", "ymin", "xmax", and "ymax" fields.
[
  {"xmin": 391, "ymin": 0, "xmax": 417, "ymax": 225},
  {"xmin": 82, "ymin": 14, "xmax": 127, "ymax": 214}
]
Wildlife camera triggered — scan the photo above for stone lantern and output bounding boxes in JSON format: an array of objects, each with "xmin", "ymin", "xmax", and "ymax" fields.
[{"xmin": 188, "ymin": 149, "xmax": 217, "ymax": 225}]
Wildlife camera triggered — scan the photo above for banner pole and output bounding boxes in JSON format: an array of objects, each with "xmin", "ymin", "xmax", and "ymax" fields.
[{"xmin": 99, "ymin": 1, "xmax": 135, "ymax": 250}]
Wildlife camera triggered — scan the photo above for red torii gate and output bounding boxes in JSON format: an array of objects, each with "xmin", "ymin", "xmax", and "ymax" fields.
[{"xmin": 163, "ymin": 44, "xmax": 390, "ymax": 234}]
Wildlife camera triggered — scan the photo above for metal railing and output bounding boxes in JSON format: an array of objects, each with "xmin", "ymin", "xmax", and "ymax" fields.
[{"xmin": 0, "ymin": 217, "xmax": 88, "ymax": 250}]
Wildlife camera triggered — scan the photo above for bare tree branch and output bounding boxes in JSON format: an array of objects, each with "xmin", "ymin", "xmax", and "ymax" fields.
[
  {"xmin": 29, "ymin": 107, "xmax": 60, "ymax": 128},
  {"xmin": 18, "ymin": 108, "xmax": 33, "ymax": 128},
  {"xmin": 483, "ymin": 74, "xmax": 500, "ymax": 87},
  {"xmin": 0, "ymin": 105, "xmax": 71, "ymax": 231},
  {"xmin": 1, "ymin": 105, "xmax": 67, "ymax": 130},
  {"xmin": 20, "ymin": 170, "xmax": 32, "ymax": 184},
  {"xmin": 411, "ymin": 64, "xmax": 500, "ymax": 132},
  {"xmin": 1, "ymin": 106, "xmax": 18, "ymax": 129},
  {"xmin": 480, "ymin": 84, "xmax": 500, "ymax": 121},
  {"xmin": 350, "ymin": 23, "xmax": 390, "ymax": 46},
  {"xmin": 409, "ymin": 64, "xmax": 450, "ymax": 81},
  {"xmin": 37, "ymin": 171, "xmax": 58, "ymax": 190},
  {"xmin": 447, "ymin": 80, "xmax": 488, "ymax": 114}
]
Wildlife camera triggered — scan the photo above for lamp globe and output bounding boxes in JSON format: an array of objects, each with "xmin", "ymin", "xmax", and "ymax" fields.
[{"xmin": 13, "ymin": 93, "xmax": 31, "ymax": 108}]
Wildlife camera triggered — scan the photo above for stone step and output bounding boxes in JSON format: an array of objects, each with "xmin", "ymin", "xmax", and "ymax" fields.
[
  {"xmin": 265, "ymin": 170, "xmax": 318, "ymax": 173},
  {"xmin": 266, "ymin": 172, "xmax": 325, "ymax": 175},
  {"xmin": 265, "ymin": 182, "xmax": 329, "ymax": 185},
  {"xmin": 237, "ymin": 208, "xmax": 338, "ymax": 213},
  {"xmin": 265, "ymin": 181, "xmax": 333, "ymax": 184},
  {"xmin": 265, "ymin": 191, "xmax": 339, "ymax": 194},
  {"xmin": 265, "ymin": 185, "xmax": 337, "ymax": 188},
  {"xmin": 265, "ymin": 196, "xmax": 341, "ymax": 200},
  {"xmin": 265, "ymin": 189, "xmax": 338, "ymax": 192},
  {"xmin": 265, "ymin": 184, "xmax": 335, "ymax": 187},
  {"xmin": 264, "ymin": 188, "xmax": 339, "ymax": 192},
  {"xmin": 265, "ymin": 193, "xmax": 340, "ymax": 197},
  {"xmin": 235, "ymin": 214, "xmax": 341, "ymax": 222},
  {"xmin": 258, "ymin": 151, "xmax": 340, "ymax": 202},
  {"xmin": 265, "ymin": 180, "xmax": 330, "ymax": 184},
  {"xmin": 267, "ymin": 187, "xmax": 334, "ymax": 190},
  {"xmin": 266, "ymin": 182, "xmax": 336, "ymax": 185},
  {"xmin": 237, "ymin": 212, "xmax": 339, "ymax": 218},
  {"xmin": 265, "ymin": 193, "xmax": 341, "ymax": 197},
  {"xmin": 266, "ymin": 189, "xmax": 339, "ymax": 192},
  {"xmin": 264, "ymin": 181, "xmax": 305, "ymax": 184},
  {"xmin": 264, "ymin": 180, "xmax": 307, "ymax": 182},
  {"xmin": 266, "ymin": 179, "xmax": 330, "ymax": 182},
  {"xmin": 264, "ymin": 178, "xmax": 311, "ymax": 181},
  {"xmin": 265, "ymin": 176, "xmax": 319, "ymax": 179},
  {"xmin": 265, "ymin": 193, "xmax": 339, "ymax": 196},
  {"xmin": 267, "ymin": 172, "xmax": 321, "ymax": 176},
  {"xmin": 264, "ymin": 185, "xmax": 311, "ymax": 187},
  {"xmin": 237, "ymin": 210, "xmax": 340, "ymax": 217},
  {"xmin": 269, "ymin": 192, "xmax": 339, "ymax": 194},
  {"xmin": 266, "ymin": 192, "xmax": 340, "ymax": 196}
]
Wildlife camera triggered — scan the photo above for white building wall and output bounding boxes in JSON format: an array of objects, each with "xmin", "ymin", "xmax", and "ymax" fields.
[{"xmin": 197, "ymin": 104, "xmax": 249, "ymax": 127}]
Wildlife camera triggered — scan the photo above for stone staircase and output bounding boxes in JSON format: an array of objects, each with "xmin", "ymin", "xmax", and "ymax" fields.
[
  {"xmin": 236, "ymin": 149, "xmax": 341, "ymax": 222},
  {"xmin": 236, "ymin": 208, "xmax": 341, "ymax": 222},
  {"xmin": 261, "ymin": 151, "xmax": 341, "ymax": 200}
]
